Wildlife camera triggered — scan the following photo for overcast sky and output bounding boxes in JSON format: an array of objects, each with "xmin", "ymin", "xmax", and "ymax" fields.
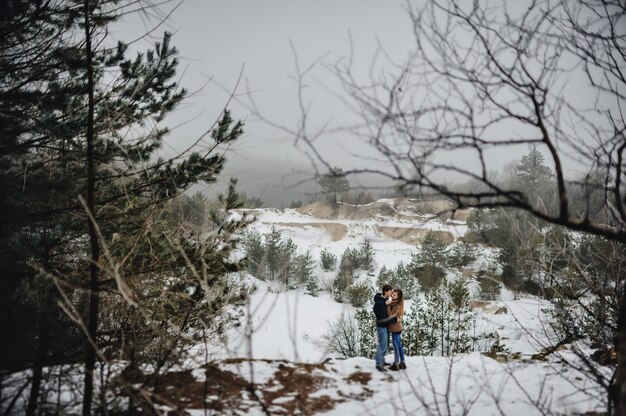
[
  {"xmin": 115, "ymin": 0, "xmax": 607, "ymax": 207},
  {"xmin": 116, "ymin": 0, "xmax": 416, "ymax": 205}
]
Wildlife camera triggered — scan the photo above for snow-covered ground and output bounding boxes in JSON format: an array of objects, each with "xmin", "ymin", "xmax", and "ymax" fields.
[
  {"xmin": 220, "ymin": 280, "xmax": 558, "ymax": 362},
  {"xmin": 206, "ymin": 203, "xmax": 608, "ymax": 414},
  {"xmin": 181, "ymin": 351, "xmax": 606, "ymax": 416},
  {"xmin": 3, "ymin": 201, "xmax": 610, "ymax": 415}
]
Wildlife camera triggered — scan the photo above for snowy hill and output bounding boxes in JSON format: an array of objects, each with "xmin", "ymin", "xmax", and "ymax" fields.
[
  {"xmin": 195, "ymin": 198, "xmax": 606, "ymax": 415},
  {"xmin": 240, "ymin": 198, "xmax": 469, "ymax": 271},
  {"xmin": 3, "ymin": 199, "xmax": 609, "ymax": 415}
]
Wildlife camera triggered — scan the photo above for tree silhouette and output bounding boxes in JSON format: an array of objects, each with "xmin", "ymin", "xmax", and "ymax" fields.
[{"xmin": 318, "ymin": 167, "xmax": 350, "ymax": 204}]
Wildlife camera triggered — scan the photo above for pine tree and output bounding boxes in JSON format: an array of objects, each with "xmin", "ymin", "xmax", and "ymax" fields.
[
  {"xmin": 477, "ymin": 269, "xmax": 501, "ymax": 300},
  {"xmin": 376, "ymin": 262, "xmax": 418, "ymax": 299},
  {"xmin": 338, "ymin": 247, "xmax": 358, "ymax": 278},
  {"xmin": 421, "ymin": 280, "xmax": 474, "ymax": 356},
  {"xmin": 320, "ymin": 248, "xmax": 337, "ymax": 271},
  {"xmin": 358, "ymin": 239, "xmax": 375, "ymax": 272},
  {"xmin": 318, "ymin": 167, "xmax": 350, "ymax": 204},
  {"xmin": 515, "ymin": 146, "xmax": 553, "ymax": 188},
  {"xmin": 347, "ymin": 281, "xmax": 372, "ymax": 307},
  {"xmin": 403, "ymin": 297, "xmax": 433, "ymax": 356},
  {"xmin": 244, "ymin": 230, "xmax": 265, "ymax": 276},
  {"xmin": 355, "ymin": 308, "xmax": 376, "ymax": 358},
  {"xmin": 376, "ymin": 265, "xmax": 394, "ymax": 287},
  {"xmin": 305, "ymin": 273, "xmax": 320, "ymax": 297},
  {"xmin": 448, "ymin": 279, "xmax": 473, "ymax": 354},
  {"xmin": 0, "ymin": 1, "xmax": 247, "ymax": 413},
  {"xmin": 296, "ymin": 251, "xmax": 315, "ymax": 286},
  {"xmin": 279, "ymin": 238, "xmax": 298, "ymax": 288},
  {"xmin": 414, "ymin": 232, "xmax": 449, "ymax": 267},
  {"xmin": 448, "ymin": 241, "xmax": 476, "ymax": 268},
  {"xmin": 331, "ymin": 271, "xmax": 352, "ymax": 302},
  {"xmin": 264, "ymin": 226, "xmax": 283, "ymax": 280}
]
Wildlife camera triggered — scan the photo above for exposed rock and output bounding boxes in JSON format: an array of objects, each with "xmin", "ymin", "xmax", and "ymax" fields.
[{"xmin": 375, "ymin": 226, "xmax": 455, "ymax": 245}]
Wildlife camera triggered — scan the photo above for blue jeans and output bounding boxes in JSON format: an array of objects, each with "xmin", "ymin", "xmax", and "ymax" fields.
[
  {"xmin": 375, "ymin": 326, "xmax": 388, "ymax": 366},
  {"xmin": 391, "ymin": 332, "xmax": 405, "ymax": 364}
]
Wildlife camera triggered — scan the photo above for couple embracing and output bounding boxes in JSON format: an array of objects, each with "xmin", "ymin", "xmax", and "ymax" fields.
[{"xmin": 373, "ymin": 284, "xmax": 406, "ymax": 372}]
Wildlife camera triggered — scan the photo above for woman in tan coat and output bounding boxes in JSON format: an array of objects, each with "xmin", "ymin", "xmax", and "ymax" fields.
[{"xmin": 386, "ymin": 289, "xmax": 406, "ymax": 370}]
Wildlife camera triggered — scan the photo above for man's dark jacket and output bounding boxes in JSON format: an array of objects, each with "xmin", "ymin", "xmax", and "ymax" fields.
[{"xmin": 373, "ymin": 293, "xmax": 397, "ymax": 328}]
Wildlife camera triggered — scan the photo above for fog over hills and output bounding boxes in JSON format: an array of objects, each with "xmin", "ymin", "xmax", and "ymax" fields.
[{"xmin": 198, "ymin": 152, "xmax": 397, "ymax": 207}]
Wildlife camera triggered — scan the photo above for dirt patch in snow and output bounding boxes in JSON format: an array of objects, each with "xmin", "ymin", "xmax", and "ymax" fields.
[
  {"xmin": 130, "ymin": 359, "xmax": 372, "ymax": 415},
  {"xmin": 375, "ymin": 226, "xmax": 456, "ymax": 245},
  {"xmin": 345, "ymin": 371, "xmax": 371, "ymax": 385},
  {"xmin": 275, "ymin": 222, "xmax": 348, "ymax": 242}
]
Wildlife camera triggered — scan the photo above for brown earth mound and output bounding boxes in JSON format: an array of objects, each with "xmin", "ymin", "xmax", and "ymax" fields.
[
  {"xmin": 275, "ymin": 222, "xmax": 348, "ymax": 242},
  {"xmin": 393, "ymin": 198, "xmax": 451, "ymax": 214},
  {"xmin": 375, "ymin": 226, "xmax": 455, "ymax": 245},
  {"xmin": 296, "ymin": 198, "xmax": 471, "ymax": 222},
  {"xmin": 295, "ymin": 201, "xmax": 396, "ymax": 220}
]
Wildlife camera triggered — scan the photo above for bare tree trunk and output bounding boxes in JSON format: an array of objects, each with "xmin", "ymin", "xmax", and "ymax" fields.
[
  {"xmin": 612, "ymin": 287, "xmax": 626, "ymax": 416},
  {"xmin": 82, "ymin": 0, "xmax": 100, "ymax": 414},
  {"xmin": 25, "ymin": 295, "xmax": 48, "ymax": 416},
  {"xmin": 26, "ymin": 250, "xmax": 53, "ymax": 416}
]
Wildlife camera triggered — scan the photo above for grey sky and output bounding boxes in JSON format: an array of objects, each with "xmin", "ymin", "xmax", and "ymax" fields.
[
  {"xmin": 130, "ymin": 0, "xmax": 414, "ymax": 205},
  {"xmin": 115, "ymin": 0, "xmax": 607, "ymax": 207}
]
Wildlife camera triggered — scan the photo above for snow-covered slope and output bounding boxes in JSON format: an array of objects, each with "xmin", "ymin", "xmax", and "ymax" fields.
[
  {"xmin": 3, "ymin": 199, "xmax": 608, "ymax": 415},
  {"xmin": 196, "ymin": 200, "xmax": 608, "ymax": 415}
]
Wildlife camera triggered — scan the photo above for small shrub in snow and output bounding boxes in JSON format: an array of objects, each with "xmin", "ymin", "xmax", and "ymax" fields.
[
  {"xmin": 412, "ymin": 264, "xmax": 446, "ymax": 293},
  {"xmin": 321, "ymin": 309, "xmax": 376, "ymax": 359},
  {"xmin": 320, "ymin": 313, "xmax": 359, "ymax": 358},
  {"xmin": 447, "ymin": 241, "xmax": 476, "ymax": 268},
  {"xmin": 305, "ymin": 273, "xmax": 320, "ymax": 297},
  {"xmin": 477, "ymin": 270, "xmax": 501, "ymax": 300},
  {"xmin": 331, "ymin": 271, "xmax": 352, "ymax": 302},
  {"xmin": 347, "ymin": 281, "xmax": 373, "ymax": 307},
  {"xmin": 320, "ymin": 248, "xmax": 337, "ymax": 271}
]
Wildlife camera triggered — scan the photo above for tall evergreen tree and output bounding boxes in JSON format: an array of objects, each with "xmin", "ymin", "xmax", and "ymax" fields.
[
  {"xmin": 296, "ymin": 251, "xmax": 315, "ymax": 285},
  {"xmin": 514, "ymin": 146, "xmax": 554, "ymax": 214},
  {"xmin": 515, "ymin": 146, "xmax": 553, "ymax": 188},
  {"xmin": 0, "ymin": 2, "xmax": 90, "ymax": 412},
  {"xmin": 0, "ymin": 1, "xmax": 246, "ymax": 413},
  {"xmin": 264, "ymin": 226, "xmax": 283, "ymax": 280},
  {"xmin": 318, "ymin": 167, "xmax": 350, "ymax": 204}
]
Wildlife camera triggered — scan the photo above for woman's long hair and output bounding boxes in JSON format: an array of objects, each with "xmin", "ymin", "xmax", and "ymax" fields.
[{"xmin": 393, "ymin": 289, "xmax": 404, "ymax": 318}]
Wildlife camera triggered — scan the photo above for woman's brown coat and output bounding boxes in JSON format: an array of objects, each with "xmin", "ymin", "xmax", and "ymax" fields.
[{"xmin": 387, "ymin": 301, "xmax": 404, "ymax": 333}]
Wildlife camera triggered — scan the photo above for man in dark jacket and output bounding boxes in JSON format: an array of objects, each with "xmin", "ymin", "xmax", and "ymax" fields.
[{"xmin": 373, "ymin": 284, "xmax": 395, "ymax": 371}]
